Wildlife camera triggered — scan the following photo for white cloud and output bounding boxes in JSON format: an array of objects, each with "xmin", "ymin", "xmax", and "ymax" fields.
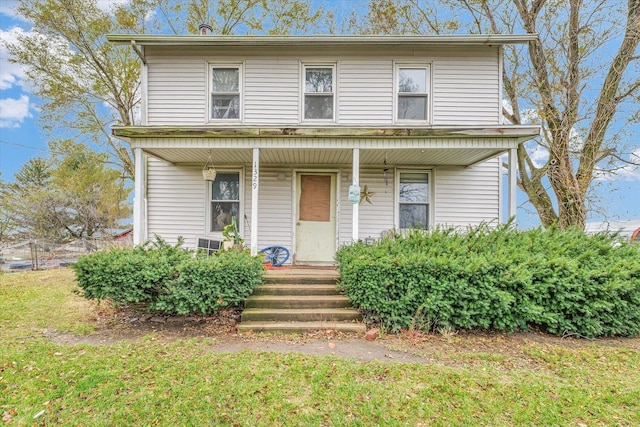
[
  {"xmin": 0, "ymin": 27, "xmax": 29, "ymax": 90},
  {"xmin": 0, "ymin": 1, "xmax": 21, "ymax": 19},
  {"xmin": 595, "ymin": 149, "xmax": 640, "ymax": 182},
  {"xmin": 524, "ymin": 140, "xmax": 549, "ymax": 168},
  {"xmin": 96, "ymin": 0, "xmax": 130, "ymax": 13},
  {"xmin": 0, "ymin": 94, "xmax": 32, "ymax": 128}
]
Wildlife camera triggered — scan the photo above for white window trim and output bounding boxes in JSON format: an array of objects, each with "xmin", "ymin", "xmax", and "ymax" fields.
[
  {"xmin": 208, "ymin": 62, "xmax": 244, "ymax": 123},
  {"xmin": 300, "ymin": 62, "xmax": 337, "ymax": 124},
  {"xmin": 395, "ymin": 168, "xmax": 434, "ymax": 230},
  {"xmin": 393, "ymin": 61, "xmax": 432, "ymax": 125},
  {"xmin": 205, "ymin": 168, "xmax": 244, "ymax": 238}
]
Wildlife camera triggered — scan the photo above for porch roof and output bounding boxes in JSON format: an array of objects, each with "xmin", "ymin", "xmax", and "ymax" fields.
[{"xmin": 113, "ymin": 125, "xmax": 539, "ymax": 167}]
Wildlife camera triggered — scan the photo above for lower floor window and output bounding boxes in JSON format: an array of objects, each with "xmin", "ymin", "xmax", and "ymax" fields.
[
  {"xmin": 399, "ymin": 171, "xmax": 430, "ymax": 229},
  {"xmin": 210, "ymin": 172, "xmax": 240, "ymax": 232}
]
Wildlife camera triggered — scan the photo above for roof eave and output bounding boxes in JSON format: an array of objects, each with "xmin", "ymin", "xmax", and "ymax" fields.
[{"xmin": 106, "ymin": 34, "xmax": 538, "ymax": 47}]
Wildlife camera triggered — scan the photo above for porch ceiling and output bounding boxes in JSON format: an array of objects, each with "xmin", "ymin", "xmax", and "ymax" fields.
[{"xmin": 143, "ymin": 147, "xmax": 508, "ymax": 167}]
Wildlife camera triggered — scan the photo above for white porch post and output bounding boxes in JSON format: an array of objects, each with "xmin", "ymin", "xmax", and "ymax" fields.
[
  {"xmin": 508, "ymin": 148, "xmax": 517, "ymax": 222},
  {"xmin": 352, "ymin": 148, "xmax": 360, "ymax": 242},
  {"xmin": 133, "ymin": 148, "xmax": 146, "ymax": 246},
  {"xmin": 250, "ymin": 148, "xmax": 259, "ymax": 255}
]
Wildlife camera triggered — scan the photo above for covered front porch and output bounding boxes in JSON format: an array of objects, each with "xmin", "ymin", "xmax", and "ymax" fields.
[{"xmin": 114, "ymin": 125, "xmax": 539, "ymax": 263}]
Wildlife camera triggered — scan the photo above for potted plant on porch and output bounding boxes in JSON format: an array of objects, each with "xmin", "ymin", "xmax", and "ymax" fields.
[{"xmin": 222, "ymin": 216, "xmax": 244, "ymax": 250}]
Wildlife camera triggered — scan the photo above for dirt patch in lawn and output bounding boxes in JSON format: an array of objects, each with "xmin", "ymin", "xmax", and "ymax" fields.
[{"xmin": 41, "ymin": 304, "xmax": 640, "ymax": 369}]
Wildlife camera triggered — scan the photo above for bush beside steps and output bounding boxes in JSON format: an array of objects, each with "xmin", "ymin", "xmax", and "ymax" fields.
[
  {"xmin": 72, "ymin": 236, "xmax": 264, "ymax": 316},
  {"xmin": 337, "ymin": 224, "xmax": 640, "ymax": 338}
]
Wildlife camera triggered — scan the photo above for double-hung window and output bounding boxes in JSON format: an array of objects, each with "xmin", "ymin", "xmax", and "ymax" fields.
[
  {"xmin": 210, "ymin": 65, "xmax": 241, "ymax": 120},
  {"xmin": 398, "ymin": 172, "xmax": 430, "ymax": 229},
  {"xmin": 210, "ymin": 172, "xmax": 240, "ymax": 232},
  {"xmin": 396, "ymin": 65, "xmax": 430, "ymax": 122},
  {"xmin": 303, "ymin": 65, "xmax": 335, "ymax": 121}
]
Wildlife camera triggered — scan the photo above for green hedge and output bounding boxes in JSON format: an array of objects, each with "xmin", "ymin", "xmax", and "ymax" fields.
[
  {"xmin": 336, "ymin": 225, "xmax": 640, "ymax": 337},
  {"xmin": 72, "ymin": 238, "xmax": 264, "ymax": 315}
]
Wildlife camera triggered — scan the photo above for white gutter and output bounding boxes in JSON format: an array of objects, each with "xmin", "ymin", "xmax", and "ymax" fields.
[{"xmin": 107, "ymin": 34, "xmax": 538, "ymax": 47}]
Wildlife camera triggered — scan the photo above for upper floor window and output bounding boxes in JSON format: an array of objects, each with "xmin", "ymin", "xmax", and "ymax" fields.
[
  {"xmin": 303, "ymin": 65, "xmax": 335, "ymax": 121},
  {"xmin": 396, "ymin": 65, "xmax": 430, "ymax": 122},
  {"xmin": 210, "ymin": 65, "xmax": 241, "ymax": 120}
]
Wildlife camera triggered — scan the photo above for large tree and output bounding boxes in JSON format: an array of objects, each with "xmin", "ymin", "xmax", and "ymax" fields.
[
  {"xmin": 5, "ymin": 144, "xmax": 131, "ymax": 241},
  {"xmin": 353, "ymin": 0, "xmax": 640, "ymax": 229},
  {"xmin": 4, "ymin": 0, "xmax": 335, "ymax": 180}
]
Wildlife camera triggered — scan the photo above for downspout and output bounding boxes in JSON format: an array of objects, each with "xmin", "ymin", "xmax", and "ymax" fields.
[{"xmin": 130, "ymin": 40, "xmax": 147, "ymax": 65}]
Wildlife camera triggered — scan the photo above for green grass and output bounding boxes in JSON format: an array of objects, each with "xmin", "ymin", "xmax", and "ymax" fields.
[{"xmin": 1, "ymin": 269, "xmax": 639, "ymax": 426}]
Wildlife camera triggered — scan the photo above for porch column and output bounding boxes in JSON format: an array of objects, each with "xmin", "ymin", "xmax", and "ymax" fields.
[
  {"xmin": 352, "ymin": 148, "xmax": 359, "ymax": 241},
  {"xmin": 508, "ymin": 148, "xmax": 517, "ymax": 222},
  {"xmin": 133, "ymin": 148, "xmax": 146, "ymax": 246},
  {"xmin": 250, "ymin": 148, "xmax": 259, "ymax": 255}
]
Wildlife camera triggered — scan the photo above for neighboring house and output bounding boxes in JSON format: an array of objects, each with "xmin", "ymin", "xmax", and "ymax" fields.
[
  {"xmin": 585, "ymin": 220, "xmax": 640, "ymax": 240},
  {"xmin": 109, "ymin": 32, "xmax": 540, "ymax": 265}
]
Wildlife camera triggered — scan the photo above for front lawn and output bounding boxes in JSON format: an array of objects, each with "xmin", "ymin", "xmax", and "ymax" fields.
[{"xmin": 1, "ymin": 269, "xmax": 639, "ymax": 426}]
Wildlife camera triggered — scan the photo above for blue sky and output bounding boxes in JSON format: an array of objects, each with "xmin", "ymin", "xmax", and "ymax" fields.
[{"xmin": 1, "ymin": 0, "xmax": 638, "ymax": 230}]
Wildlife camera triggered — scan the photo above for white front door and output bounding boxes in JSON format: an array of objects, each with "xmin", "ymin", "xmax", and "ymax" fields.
[{"xmin": 296, "ymin": 173, "xmax": 336, "ymax": 264}]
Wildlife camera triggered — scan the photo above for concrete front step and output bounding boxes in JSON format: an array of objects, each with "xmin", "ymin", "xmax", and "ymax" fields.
[
  {"xmin": 241, "ymin": 308, "xmax": 362, "ymax": 322},
  {"xmin": 252, "ymin": 284, "xmax": 342, "ymax": 296},
  {"xmin": 263, "ymin": 274, "xmax": 338, "ymax": 285},
  {"xmin": 245, "ymin": 295, "xmax": 352, "ymax": 309},
  {"xmin": 237, "ymin": 321, "xmax": 366, "ymax": 334}
]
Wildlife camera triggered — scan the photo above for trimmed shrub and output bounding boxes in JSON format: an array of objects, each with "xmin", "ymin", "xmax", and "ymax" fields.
[
  {"xmin": 337, "ymin": 224, "xmax": 640, "ymax": 337},
  {"xmin": 72, "ymin": 237, "xmax": 264, "ymax": 315}
]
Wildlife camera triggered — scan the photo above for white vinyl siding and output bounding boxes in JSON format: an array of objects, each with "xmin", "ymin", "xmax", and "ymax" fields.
[
  {"xmin": 338, "ymin": 59, "xmax": 393, "ymax": 125},
  {"xmin": 434, "ymin": 158, "xmax": 501, "ymax": 226},
  {"xmin": 146, "ymin": 57, "xmax": 206, "ymax": 125},
  {"xmin": 432, "ymin": 49, "xmax": 500, "ymax": 125},
  {"xmin": 244, "ymin": 59, "xmax": 299, "ymax": 125},
  {"xmin": 144, "ymin": 46, "xmax": 500, "ymax": 126},
  {"xmin": 144, "ymin": 157, "xmax": 500, "ymax": 255},
  {"xmin": 251, "ymin": 167, "xmax": 294, "ymax": 254},
  {"xmin": 146, "ymin": 158, "xmax": 206, "ymax": 244},
  {"xmin": 338, "ymin": 167, "xmax": 395, "ymax": 246}
]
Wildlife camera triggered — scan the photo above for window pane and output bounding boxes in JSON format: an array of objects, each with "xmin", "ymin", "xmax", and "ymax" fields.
[
  {"xmin": 211, "ymin": 173, "xmax": 240, "ymax": 201},
  {"xmin": 211, "ymin": 201, "xmax": 239, "ymax": 232},
  {"xmin": 398, "ymin": 68, "xmax": 427, "ymax": 93},
  {"xmin": 400, "ymin": 173, "xmax": 429, "ymax": 203},
  {"xmin": 398, "ymin": 96, "xmax": 427, "ymax": 120},
  {"xmin": 305, "ymin": 95, "xmax": 333, "ymax": 119},
  {"xmin": 212, "ymin": 95, "xmax": 240, "ymax": 119},
  {"xmin": 305, "ymin": 68, "xmax": 333, "ymax": 93},
  {"xmin": 299, "ymin": 175, "xmax": 331, "ymax": 222},
  {"xmin": 212, "ymin": 68, "xmax": 239, "ymax": 92},
  {"xmin": 399, "ymin": 204, "xmax": 428, "ymax": 229}
]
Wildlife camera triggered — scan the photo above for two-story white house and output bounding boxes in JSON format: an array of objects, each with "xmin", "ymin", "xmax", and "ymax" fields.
[{"xmin": 109, "ymin": 33, "xmax": 539, "ymax": 265}]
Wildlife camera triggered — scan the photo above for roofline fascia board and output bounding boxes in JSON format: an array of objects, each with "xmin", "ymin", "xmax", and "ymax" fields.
[
  {"xmin": 111, "ymin": 125, "xmax": 541, "ymax": 140},
  {"xmin": 106, "ymin": 34, "xmax": 539, "ymax": 47}
]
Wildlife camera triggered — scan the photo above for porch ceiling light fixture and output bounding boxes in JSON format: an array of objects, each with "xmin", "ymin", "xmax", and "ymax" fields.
[{"xmin": 202, "ymin": 150, "xmax": 217, "ymax": 181}]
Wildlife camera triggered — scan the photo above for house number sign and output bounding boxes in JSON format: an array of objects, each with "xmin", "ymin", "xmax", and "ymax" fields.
[
  {"xmin": 348, "ymin": 184, "xmax": 361, "ymax": 204},
  {"xmin": 252, "ymin": 160, "xmax": 258, "ymax": 190}
]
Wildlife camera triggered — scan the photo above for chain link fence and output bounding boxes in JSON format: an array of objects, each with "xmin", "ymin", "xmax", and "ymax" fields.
[{"xmin": 0, "ymin": 231, "xmax": 132, "ymax": 272}]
